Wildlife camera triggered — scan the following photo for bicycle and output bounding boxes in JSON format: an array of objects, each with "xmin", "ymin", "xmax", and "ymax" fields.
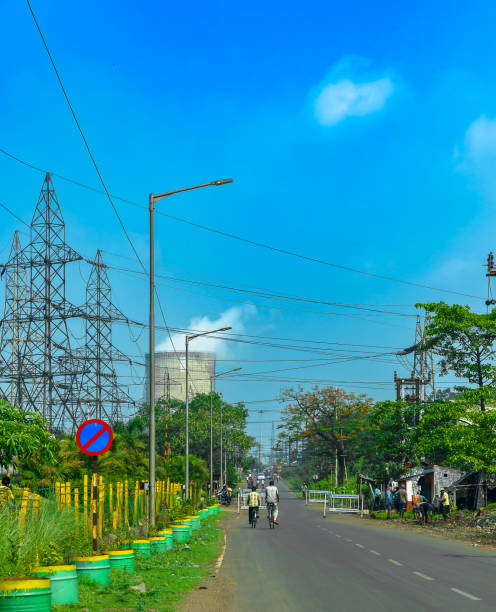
[{"xmin": 267, "ymin": 502, "xmax": 275, "ymax": 529}]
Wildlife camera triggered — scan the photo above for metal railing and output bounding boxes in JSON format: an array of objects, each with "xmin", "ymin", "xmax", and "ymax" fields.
[
  {"xmin": 328, "ymin": 493, "xmax": 361, "ymax": 513},
  {"xmin": 305, "ymin": 489, "xmax": 330, "ymax": 505}
]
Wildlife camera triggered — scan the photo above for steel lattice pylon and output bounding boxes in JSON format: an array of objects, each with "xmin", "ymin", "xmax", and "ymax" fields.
[
  {"xmin": 1, "ymin": 173, "xmax": 84, "ymax": 431},
  {"xmin": 0, "ymin": 231, "xmax": 30, "ymax": 407},
  {"xmin": 76, "ymin": 250, "xmax": 134, "ymax": 423}
]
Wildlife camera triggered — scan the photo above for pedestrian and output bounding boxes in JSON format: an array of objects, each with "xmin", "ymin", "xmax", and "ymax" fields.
[
  {"xmin": 412, "ymin": 491, "xmax": 422, "ymax": 521},
  {"xmin": 385, "ymin": 486, "xmax": 393, "ymax": 519},
  {"xmin": 440, "ymin": 488, "xmax": 450, "ymax": 521},
  {"xmin": 0, "ymin": 474, "xmax": 14, "ymax": 508},
  {"xmin": 301, "ymin": 482, "xmax": 308, "ymax": 500},
  {"xmin": 419, "ymin": 496, "xmax": 432, "ymax": 525},
  {"xmin": 374, "ymin": 486, "xmax": 381, "ymax": 511},
  {"xmin": 397, "ymin": 484, "xmax": 407, "ymax": 518}
]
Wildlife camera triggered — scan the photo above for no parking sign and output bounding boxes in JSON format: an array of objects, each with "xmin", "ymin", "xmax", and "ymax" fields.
[{"xmin": 76, "ymin": 419, "xmax": 113, "ymax": 456}]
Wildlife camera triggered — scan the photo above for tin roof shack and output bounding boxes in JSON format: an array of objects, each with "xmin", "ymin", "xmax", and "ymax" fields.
[
  {"xmin": 448, "ymin": 469, "xmax": 496, "ymax": 510},
  {"xmin": 398, "ymin": 464, "xmax": 466, "ymax": 503}
]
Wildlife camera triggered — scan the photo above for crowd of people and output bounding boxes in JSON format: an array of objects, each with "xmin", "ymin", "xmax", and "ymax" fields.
[{"xmin": 373, "ymin": 483, "xmax": 451, "ymax": 524}]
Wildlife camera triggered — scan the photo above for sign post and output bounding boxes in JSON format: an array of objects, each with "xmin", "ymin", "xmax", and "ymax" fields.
[{"xmin": 76, "ymin": 419, "xmax": 114, "ymax": 554}]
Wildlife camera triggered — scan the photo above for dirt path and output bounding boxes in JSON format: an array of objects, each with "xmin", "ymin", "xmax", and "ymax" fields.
[{"xmin": 177, "ymin": 509, "xmax": 238, "ymax": 612}]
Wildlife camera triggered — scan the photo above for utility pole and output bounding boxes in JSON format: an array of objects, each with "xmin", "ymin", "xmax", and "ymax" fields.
[{"xmin": 147, "ymin": 178, "xmax": 232, "ymax": 520}]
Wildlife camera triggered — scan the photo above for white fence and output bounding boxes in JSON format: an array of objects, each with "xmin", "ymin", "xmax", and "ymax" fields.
[
  {"xmin": 305, "ymin": 489, "xmax": 330, "ymax": 505},
  {"xmin": 328, "ymin": 493, "xmax": 361, "ymax": 514},
  {"xmin": 305, "ymin": 489, "xmax": 362, "ymax": 515}
]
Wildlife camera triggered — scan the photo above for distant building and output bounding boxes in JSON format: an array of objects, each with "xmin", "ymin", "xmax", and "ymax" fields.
[{"xmin": 145, "ymin": 351, "xmax": 215, "ymax": 403}]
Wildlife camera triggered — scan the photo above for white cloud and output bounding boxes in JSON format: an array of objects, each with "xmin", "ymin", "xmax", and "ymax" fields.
[
  {"xmin": 463, "ymin": 115, "xmax": 496, "ymax": 160},
  {"xmin": 314, "ymin": 77, "xmax": 393, "ymax": 126},
  {"xmin": 157, "ymin": 305, "xmax": 255, "ymax": 358},
  {"xmin": 311, "ymin": 57, "xmax": 393, "ymax": 127}
]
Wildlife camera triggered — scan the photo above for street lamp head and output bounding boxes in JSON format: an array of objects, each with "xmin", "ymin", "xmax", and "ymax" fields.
[{"xmin": 210, "ymin": 179, "xmax": 233, "ymax": 186}]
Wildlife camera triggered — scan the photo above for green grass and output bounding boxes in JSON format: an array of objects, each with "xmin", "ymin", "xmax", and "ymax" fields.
[{"xmin": 54, "ymin": 514, "xmax": 223, "ymax": 612}]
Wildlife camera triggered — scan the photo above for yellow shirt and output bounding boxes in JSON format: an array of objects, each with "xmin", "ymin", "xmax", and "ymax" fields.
[
  {"xmin": 0, "ymin": 485, "xmax": 14, "ymax": 507},
  {"xmin": 441, "ymin": 492, "xmax": 449, "ymax": 506},
  {"xmin": 248, "ymin": 491, "xmax": 261, "ymax": 507}
]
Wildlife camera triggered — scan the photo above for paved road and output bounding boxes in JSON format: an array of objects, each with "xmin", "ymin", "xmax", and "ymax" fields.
[{"xmin": 222, "ymin": 481, "xmax": 496, "ymax": 611}]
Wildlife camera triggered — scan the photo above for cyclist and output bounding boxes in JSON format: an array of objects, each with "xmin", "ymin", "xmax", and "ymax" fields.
[
  {"xmin": 248, "ymin": 486, "xmax": 261, "ymax": 525},
  {"xmin": 265, "ymin": 480, "xmax": 280, "ymax": 525}
]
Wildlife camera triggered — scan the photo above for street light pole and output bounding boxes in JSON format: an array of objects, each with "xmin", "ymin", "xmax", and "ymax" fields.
[
  {"xmin": 149, "ymin": 193, "xmax": 156, "ymax": 524},
  {"xmin": 185, "ymin": 326, "xmax": 232, "ymax": 499},
  {"xmin": 148, "ymin": 178, "xmax": 232, "ymax": 525},
  {"xmin": 209, "ymin": 367, "xmax": 241, "ymax": 493}
]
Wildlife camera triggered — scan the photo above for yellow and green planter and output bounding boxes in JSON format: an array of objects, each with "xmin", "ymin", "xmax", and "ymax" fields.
[
  {"xmin": 101, "ymin": 550, "xmax": 135, "ymax": 572},
  {"xmin": 71, "ymin": 555, "xmax": 110, "ymax": 586},
  {"xmin": 0, "ymin": 577, "xmax": 51, "ymax": 611},
  {"xmin": 171, "ymin": 524, "xmax": 191, "ymax": 543},
  {"xmin": 131, "ymin": 539, "xmax": 151, "ymax": 558},
  {"xmin": 157, "ymin": 529, "xmax": 174, "ymax": 550},
  {"xmin": 150, "ymin": 536, "xmax": 167, "ymax": 554},
  {"xmin": 32, "ymin": 564, "xmax": 78, "ymax": 605}
]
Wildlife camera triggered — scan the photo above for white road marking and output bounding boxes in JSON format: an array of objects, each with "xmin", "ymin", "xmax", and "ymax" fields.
[
  {"xmin": 335, "ymin": 534, "xmax": 342, "ymax": 538},
  {"xmin": 450, "ymin": 588, "xmax": 481, "ymax": 601},
  {"xmin": 345, "ymin": 538, "xmax": 353, "ymax": 542},
  {"xmin": 370, "ymin": 550, "xmax": 381, "ymax": 556},
  {"xmin": 388, "ymin": 559, "xmax": 403, "ymax": 566},
  {"xmin": 413, "ymin": 571, "xmax": 434, "ymax": 581},
  {"xmin": 214, "ymin": 534, "xmax": 227, "ymax": 573},
  {"xmin": 355, "ymin": 544, "xmax": 365, "ymax": 549}
]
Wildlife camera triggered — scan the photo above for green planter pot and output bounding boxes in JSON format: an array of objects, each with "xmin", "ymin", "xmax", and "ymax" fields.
[
  {"xmin": 173, "ymin": 517, "xmax": 192, "ymax": 527},
  {"xmin": 186, "ymin": 515, "xmax": 201, "ymax": 530},
  {"xmin": 199, "ymin": 509, "xmax": 209, "ymax": 521},
  {"xmin": 150, "ymin": 537, "xmax": 167, "ymax": 554},
  {"xmin": 71, "ymin": 555, "xmax": 110, "ymax": 586},
  {"xmin": 207, "ymin": 505, "xmax": 215, "ymax": 515},
  {"xmin": 131, "ymin": 539, "xmax": 151, "ymax": 558},
  {"xmin": 0, "ymin": 577, "xmax": 51, "ymax": 611},
  {"xmin": 103, "ymin": 550, "xmax": 135, "ymax": 572},
  {"xmin": 212, "ymin": 504, "xmax": 220, "ymax": 514},
  {"xmin": 157, "ymin": 530, "xmax": 173, "ymax": 550},
  {"xmin": 33, "ymin": 564, "xmax": 78, "ymax": 605},
  {"xmin": 171, "ymin": 525, "xmax": 190, "ymax": 543}
]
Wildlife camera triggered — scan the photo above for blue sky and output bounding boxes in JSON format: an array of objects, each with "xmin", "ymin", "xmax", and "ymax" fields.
[{"xmin": 2, "ymin": 1, "xmax": 496, "ymax": 455}]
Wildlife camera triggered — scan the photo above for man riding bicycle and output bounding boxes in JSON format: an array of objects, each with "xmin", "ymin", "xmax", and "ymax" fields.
[
  {"xmin": 248, "ymin": 486, "xmax": 261, "ymax": 524},
  {"xmin": 265, "ymin": 480, "xmax": 280, "ymax": 525}
]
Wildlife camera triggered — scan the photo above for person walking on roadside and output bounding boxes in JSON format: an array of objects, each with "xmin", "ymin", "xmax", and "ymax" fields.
[
  {"xmin": 397, "ymin": 484, "xmax": 407, "ymax": 518},
  {"xmin": 247, "ymin": 486, "xmax": 261, "ymax": 525},
  {"xmin": 265, "ymin": 480, "xmax": 280, "ymax": 525},
  {"xmin": 302, "ymin": 482, "xmax": 308, "ymax": 500},
  {"xmin": 374, "ymin": 486, "xmax": 381, "ymax": 511},
  {"xmin": 385, "ymin": 486, "xmax": 393, "ymax": 519},
  {"xmin": 440, "ymin": 488, "xmax": 450, "ymax": 521},
  {"xmin": 0, "ymin": 474, "xmax": 14, "ymax": 508}
]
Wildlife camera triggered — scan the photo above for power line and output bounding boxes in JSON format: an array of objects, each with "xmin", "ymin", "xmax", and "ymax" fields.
[
  {"xmin": 0, "ymin": 145, "xmax": 484, "ymax": 301},
  {"xmin": 24, "ymin": 3, "xmax": 199, "ymax": 397}
]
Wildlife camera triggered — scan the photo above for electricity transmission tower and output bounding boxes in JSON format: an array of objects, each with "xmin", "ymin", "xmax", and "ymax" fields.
[
  {"xmin": 0, "ymin": 231, "xmax": 29, "ymax": 407},
  {"xmin": 395, "ymin": 314, "xmax": 435, "ymax": 402},
  {"xmin": 76, "ymin": 250, "xmax": 134, "ymax": 423},
  {"xmin": 0, "ymin": 173, "xmax": 84, "ymax": 431}
]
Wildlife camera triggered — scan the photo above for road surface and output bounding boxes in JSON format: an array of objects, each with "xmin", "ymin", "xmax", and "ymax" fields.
[{"xmin": 221, "ymin": 481, "xmax": 496, "ymax": 611}]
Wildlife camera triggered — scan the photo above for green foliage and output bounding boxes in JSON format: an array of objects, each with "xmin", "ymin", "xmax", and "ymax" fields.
[
  {"xmin": 417, "ymin": 302, "xmax": 496, "ymax": 407},
  {"xmin": 54, "ymin": 515, "xmax": 224, "ymax": 611},
  {"xmin": 0, "ymin": 401, "xmax": 58, "ymax": 469},
  {"xmin": 0, "ymin": 500, "xmax": 83, "ymax": 576}
]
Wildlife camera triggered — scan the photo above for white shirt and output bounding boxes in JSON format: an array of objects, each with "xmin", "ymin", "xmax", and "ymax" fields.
[{"xmin": 265, "ymin": 485, "xmax": 279, "ymax": 503}]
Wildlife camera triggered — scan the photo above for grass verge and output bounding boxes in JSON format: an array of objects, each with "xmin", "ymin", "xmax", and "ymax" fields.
[{"xmin": 54, "ymin": 514, "xmax": 223, "ymax": 612}]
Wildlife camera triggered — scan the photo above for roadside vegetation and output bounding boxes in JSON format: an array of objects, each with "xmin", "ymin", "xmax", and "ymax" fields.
[{"xmin": 277, "ymin": 302, "xmax": 496, "ymax": 489}]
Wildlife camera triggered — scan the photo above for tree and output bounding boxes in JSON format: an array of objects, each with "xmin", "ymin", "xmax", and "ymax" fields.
[
  {"xmin": 416, "ymin": 387, "xmax": 496, "ymax": 472},
  {"xmin": 279, "ymin": 387, "xmax": 374, "ymax": 485},
  {"xmin": 417, "ymin": 302, "xmax": 496, "ymax": 409},
  {"xmin": 0, "ymin": 401, "xmax": 58, "ymax": 469}
]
